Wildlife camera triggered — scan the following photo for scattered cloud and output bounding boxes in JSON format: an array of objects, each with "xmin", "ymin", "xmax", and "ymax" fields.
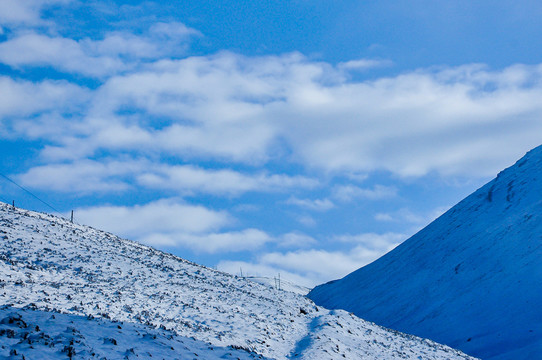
[
  {"xmin": 75, "ymin": 199, "xmax": 231, "ymax": 240},
  {"xmin": 149, "ymin": 22, "xmax": 202, "ymax": 40},
  {"xmin": 16, "ymin": 159, "xmax": 318, "ymax": 197},
  {"xmin": 338, "ymin": 58, "xmax": 392, "ymax": 72},
  {"xmin": 146, "ymin": 228, "xmax": 272, "ymax": 253},
  {"xmin": 219, "ymin": 246, "xmax": 388, "ymax": 287},
  {"xmin": 332, "ymin": 184, "xmax": 398, "ymax": 202},
  {"xmin": 219, "ymin": 231, "xmax": 404, "ymax": 287},
  {"xmin": 374, "ymin": 213, "xmax": 394, "ymax": 222},
  {"xmin": 296, "ymin": 215, "xmax": 317, "ymax": 227},
  {"xmin": 74, "ymin": 199, "xmax": 281, "ymax": 253},
  {"xmin": 137, "ymin": 165, "xmax": 319, "ymax": 196},
  {"xmin": 0, "ymin": 76, "xmax": 88, "ymax": 122},
  {"xmin": 285, "ymin": 197, "xmax": 334, "ymax": 211},
  {"xmin": 5, "ymin": 51, "xmax": 541, "ymax": 178},
  {"xmin": 217, "ymin": 261, "xmax": 313, "ymax": 288},
  {"xmin": 374, "ymin": 207, "xmax": 449, "ymax": 227},
  {"xmin": 332, "ymin": 232, "xmax": 405, "ymax": 249},
  {"xmin": 0, "ymin": 0, "xmax": 71, "ymax": 27},
  {"xmin": 260, "ymin": 250, "xmax": 365, "ymax": 278},
  {"xmin": 0, "ymin": 23, "xmax": 201, "ymax": 77},
  {"xmin": 18, "ymin": 159, "xmax": 145, "ymax": 193},
  {"xmin": 0, "ymin": 32, "xmax": 125, "ymax": 77},
  {"xmin": 277, "ymin": 232, "xmax": 318, "ymax": 248}
]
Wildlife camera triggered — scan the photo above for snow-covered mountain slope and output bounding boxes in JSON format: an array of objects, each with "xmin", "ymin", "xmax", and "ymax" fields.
[
  {"xmin": 0, "ymin": 202, "xmax": 477, "ymax": 359},
  {"xmin": 0, "ymin": 305, "xmax": 263, "ymax": 359},
  {"xmin": 309, "ymin": 145, "xmax": 542, "ymax": 360},
  {"xmin": 246, "ymin": 276, "xmax": 310, "ymax": 295}
]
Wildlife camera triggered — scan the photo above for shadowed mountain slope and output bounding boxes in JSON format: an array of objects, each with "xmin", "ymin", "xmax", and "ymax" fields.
[{"xmin": 309, "ymin": 145, "xmax": 542, "ymax": 360}]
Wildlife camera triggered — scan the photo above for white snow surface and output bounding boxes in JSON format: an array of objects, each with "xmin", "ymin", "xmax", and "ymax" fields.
[
  {"xmin": 0, "ymin": 305, "xmax": 263, "ymax": 359},
  {"xmin": 0, "ymin": 202, "xmax": 477, "ymax": 359},
  {"xmin": 309, "ymin": 145, "xmax": 542, "ymax": 360}
]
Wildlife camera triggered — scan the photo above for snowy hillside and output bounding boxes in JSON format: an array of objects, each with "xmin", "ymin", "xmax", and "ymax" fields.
[
  {"xmin": 0, "ymin": 305, "xmax": 263, "ymax": 359},
  {"xmin": 309, "ymin": 145, "xmax": 542, "ymax": 360},
  {"xmin": 246, "ymin": 276, "xmax": 311, "ymax": 295},
  {"xmin": 0, "ymin": 202, "xmax": 477, "ymax": 359}
]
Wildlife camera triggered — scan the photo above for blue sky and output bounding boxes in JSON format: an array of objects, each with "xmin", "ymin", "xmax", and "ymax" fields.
[{"xmin": 1, "ymin": 0, "xmax": 542, "ymax": 286}]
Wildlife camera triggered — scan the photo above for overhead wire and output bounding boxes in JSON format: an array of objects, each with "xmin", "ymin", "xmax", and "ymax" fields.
[
  {"xmin": 0, "ymin": 194, "xmax": 12, "ymax": 205},
  {"xmin": 0, "ymin": 172, "xmax": 64, "ymax": 217}
]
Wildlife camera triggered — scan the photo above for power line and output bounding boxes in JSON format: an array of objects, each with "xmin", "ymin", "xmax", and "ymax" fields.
[
  {"xmin": 0, "ymin": 194, "xmax": 12, "ymax": 205},
  {"xmin": 0, "ymin": 173, "xmax": 63, "ymax": 215}
]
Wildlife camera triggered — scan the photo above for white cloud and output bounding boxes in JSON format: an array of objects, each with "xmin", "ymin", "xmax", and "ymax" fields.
[
  {"xmin": 17, "ymin": 159, "xmax": 147, "ymax": 193},
  {"xmin": 260, "ymin": 250, "xmax": 365, "ymax": 279},
  {"xmin": 278, "ymin": 232, "xmax": 317, "ymax": 248},
  {"xmin": 338, "ymin": 58, "xmax": 392, "ymax": 71},
  {"xmin": 0, "ymin": 76, "xmax": 88, "ymax": 121},
  {"xmin": 26, "ymin": 54, "xmax": 542, "ymax": 178},
  {"xmin": 332, "ymin": 184, "xmax": 398, "ymax": 202},
  {"xmin": 137, "ymin": 165, "xmax": 319, "ymax": 196},
  {"xmin": 217, "ymin": 260, "xmax": 317, "ymax": 287},
  {"xmin": 0, "ymin": 23, "xmax": 200, "ymax": 77},
  {"xmin": 374, "ymin": 213, "xmax": 394, "ymax": 222},
  {"xmin": 75, "ymin": 199, "xmax": 231, "ymax": 240},
  {"xmin": 4, "ymin": 50, "xmax": 542, "ymax": 190},
  {"xmin": 218, "ymin": 231, "xmax": 406, "ymax": 287},
  {"xmin": 285, "ymin": 197, "xmax": 334, "ymax": 211},
  {"xmin": 217, "ymin": 260, "xmax": 313, "ymax": 288},
  {"xmin": 0, "ymin": 33, "xmax": 126, "ymax": 77},
  {"xmin": 17, "ymin": 159, "xmax": 318, "ymax": 196},
  {"xmin": 151, "ymin": 228, "xmax": 271, "ymax": 253},
  {"xmin": 296, "ymin": 215, "xmax": 317, "ymax": 227},
  {"xmin": 149, "ymin": 22, "xmax": 202, "ymax": 39},
  {"xmin": 272, "ymin": 62, "xmax": 542, "ymax": 178},
  {"xmin": 374, "ymin": 207, "xmax": 449, "ymax": 227},
  {"xmin": 74, "ymin": 199, "xmax": 276, "ymax": 253},
  {"xmin": 0, "ymin": 0, "xmax": 70, "ymax": 27},
  {"xmin": 332, "ymin": 232, "xmax": 405, "ymax": 250},
  {"xmin": 221, "ymin": 246, "xmax": 386, "ymax": 287}
]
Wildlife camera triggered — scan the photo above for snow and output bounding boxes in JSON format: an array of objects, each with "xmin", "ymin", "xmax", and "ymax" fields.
[
  {"xmin": 245, "ymin": 276, "xmax": 311, "ymax": 295},
  {"xmin": 0, "ymin": 305, "xmax": 264, "ymax": 359},
  {"xmin": 0, "ymin": 202, "xmax": 477, "ymax": 359},
  {"xmin": 308, "ymin": 145, "xmax": 542, "ymax": 360}
]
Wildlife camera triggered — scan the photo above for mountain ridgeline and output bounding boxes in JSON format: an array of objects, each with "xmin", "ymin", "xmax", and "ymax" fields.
[{"xmin": 309, "ymin": 145, "xmax": 542, "ymax": 360}]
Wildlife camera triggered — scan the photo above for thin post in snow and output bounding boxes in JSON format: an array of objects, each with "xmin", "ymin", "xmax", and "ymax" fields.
[
  {"xmin": 12, "ymin": 200, "xmax": 14, "ymax": 209},
  {"xmin": 278, "ymin": 273, "xmax": 281, "ymax": 291},
  {"xmin": 71, "ymin": 210, "xmax": 74, "ymax": 223}
]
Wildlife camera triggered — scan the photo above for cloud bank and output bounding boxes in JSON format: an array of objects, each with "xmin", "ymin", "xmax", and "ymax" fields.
[{"xmin": 4, "ymin": 51, "xmax": 542, "ymax": 181}]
